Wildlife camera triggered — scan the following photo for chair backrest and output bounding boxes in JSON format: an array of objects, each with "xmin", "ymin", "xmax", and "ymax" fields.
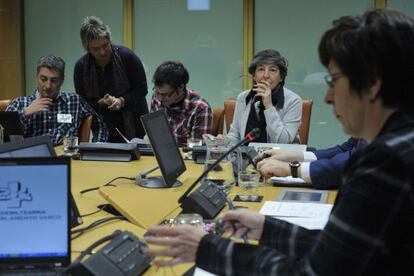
[
  {"xmin": 0, "ymin": 99, "xmax": 12, "ymax": 111},
  {"xmin": 79, "ymin": 115, "xmax": 93, "ymax": 142},
  {"xmin": 299, "ymin": 99, "xmax": 313, "ymax": 145},
  {"xmin": 224, "ymin": 98, "xmax": 236, "ymax": 132},
  {"xmin": 222, "ymin": 97, "xmax": 313, "ymax": 144},
  {"xmin": 211, "ymin": 108, "xmax": 225, "ymax": 136}
]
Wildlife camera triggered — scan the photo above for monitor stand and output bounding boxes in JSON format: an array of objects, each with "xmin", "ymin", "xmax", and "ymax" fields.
[{"xmin": 138, "ymin": 176, "xmax": 182, "ymax": 189}]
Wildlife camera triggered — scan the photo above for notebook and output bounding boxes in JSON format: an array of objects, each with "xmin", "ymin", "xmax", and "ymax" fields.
[{"xmin": 0, "ymin": 157, "xmax": 71, "ymax": 274}]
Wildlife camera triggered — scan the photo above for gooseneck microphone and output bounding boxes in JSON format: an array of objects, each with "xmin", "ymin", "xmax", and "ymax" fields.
[{"xmin": 178, "ymin": 128, "xmax": 260, "ymax": 204}]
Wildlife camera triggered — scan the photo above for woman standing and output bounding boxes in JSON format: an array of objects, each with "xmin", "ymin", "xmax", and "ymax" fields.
[{"xmin": 74, "ymin": 16, "xmax": 148, "ymax": 142}]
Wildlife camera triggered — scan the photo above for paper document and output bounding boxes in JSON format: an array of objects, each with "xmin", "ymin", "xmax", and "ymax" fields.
[
  {"xmin": 276, "ymin": 217, "xmax": 330, "ymax": 230},
  {"xmin": 259, "ymin": 201, "xmax": 333, "ymax": 230},
  {"xmin": 129, "ymin": 137, "xmax": 150, "ymax": 144},
  {"xmin": 271, "ymin": 176, "xmax": 306, "ymax": 184},
  {"xmin": 249, "ymin": 142, "xmax": 307, "ymax": 152},
  {"xmin": 194, "ymin": 267, "xmax": 217, "ymax": 276},
  {"xmin": 115, "ymin": 128, "xmax": 150, "ymax": 144}
]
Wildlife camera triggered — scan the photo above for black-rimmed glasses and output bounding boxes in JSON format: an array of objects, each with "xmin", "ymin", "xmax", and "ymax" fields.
[
  {"xmin": 324, "ymin": 72, "xmax": 345, "ymax": 87},
  {"xmin": 153, "ymin": 87, "xmax": 177, "ymax": 99}
]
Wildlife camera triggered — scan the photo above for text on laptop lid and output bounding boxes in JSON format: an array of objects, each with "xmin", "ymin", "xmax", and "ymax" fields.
[{"xmin": 0, "ymin": 157, "xmax": 71, "ymax": 270}]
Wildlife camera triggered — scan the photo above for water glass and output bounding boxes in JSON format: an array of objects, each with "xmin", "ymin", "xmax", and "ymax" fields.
[
  {"xmin": 187, "ymin": 137, "xmax": 202, "ymax": 148},
  {"xmin": 175, "ymin": 213, "xmax": 204, "ymax": 227},
  {"xmin": 63, "ymin": 135, "xmax": 79, "ymax": 154},
  {"xmin": 238, "ymin": 170, "xmax": 260, "ymax": 201},
  {"xmin": 204, "ymin": 135, "xmax": 236, "ymax": 191}
]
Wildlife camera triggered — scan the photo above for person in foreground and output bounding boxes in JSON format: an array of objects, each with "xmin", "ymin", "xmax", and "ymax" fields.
[
  {"xmin": 256, "ymin": 137, "xmax": 367, "ymax": 189},
  {"xmin": 150, "ymin": 61, "xmax": 212, "ymax": 146},
  {"xmin": 144, "ymin": 9, "xmax": 414, "ymax": 275},
  {"xmin": 6, "ymin": 55, "xmax": 107, "ymax": 145},
  {"xmin": 226, "ymin": 49, "xmax": 302, "ymax": 144},
  {"xmin": 74, "ymin": 16, "xmax": 149, "ymax": 142}
]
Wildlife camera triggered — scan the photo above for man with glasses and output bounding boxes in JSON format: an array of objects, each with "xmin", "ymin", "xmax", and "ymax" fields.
[{"xmin": 150, "ymin": 61, "xmax": 212, "ymax": 146}]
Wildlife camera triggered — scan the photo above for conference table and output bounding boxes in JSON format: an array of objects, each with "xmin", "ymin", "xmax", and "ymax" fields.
[{"xmin": 68, "ymin": 150, "xmax": 337, "ymax": 275}]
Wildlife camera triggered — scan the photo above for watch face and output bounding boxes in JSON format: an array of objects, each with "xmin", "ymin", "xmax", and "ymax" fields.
[{"xmin": 290, "ymin": 161, "xmax": 301, "ymax": 168}]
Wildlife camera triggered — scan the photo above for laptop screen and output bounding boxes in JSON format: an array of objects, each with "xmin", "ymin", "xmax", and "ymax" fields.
[
  {"xmin": 0, "ymin": 157, "xmax": 71, "ymax": 268},
  {"xmin": 0, "ymin": 136, "xmax": 55, "ymax": 158},
  {"xmin": 0, "ymin": 111, "xmax": 24, "ymax": 135}
]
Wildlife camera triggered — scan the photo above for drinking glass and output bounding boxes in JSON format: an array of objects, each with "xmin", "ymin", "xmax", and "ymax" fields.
[
  {"xmin": 175, "ymin": 213, "xmax": 204, "ymax": 227},
  {"xmin": 238, "ymin": 170, "xmax": 260, "ymax": 201},
  {"xmin": 187, "ymin": 137, "xmax": 202, "ymax": 148},
  {"xmin": 63, "ymin": 135, "xmax": 79, "ymax": 154},
  {"xmin": 203, "ymin": 135, "xmax": 237, "ymax": 192}
]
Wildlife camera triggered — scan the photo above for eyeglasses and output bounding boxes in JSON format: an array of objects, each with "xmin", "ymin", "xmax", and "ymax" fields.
[
  {"xmin": 324, "ymin": 72, "xmax": 345, "ymax": 87},
  {"xmin": 153, "ymin": 87, "xmax": 177, "ymax": 99}
]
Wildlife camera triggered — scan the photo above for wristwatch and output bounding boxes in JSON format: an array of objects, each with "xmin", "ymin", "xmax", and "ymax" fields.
[{"xmin": 289, "ymin": 161, "xmax": 301, "ymax": 178}]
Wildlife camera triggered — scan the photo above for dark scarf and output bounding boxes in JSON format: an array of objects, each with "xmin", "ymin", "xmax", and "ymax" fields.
[
  {"xmin": 244, "ymin": 82, "xmax": 284, "ymax": 142},
  {"xmin": 82, "ymin": 45, "xmax": 130, "ymax": 98},
  {"xmin": 82, "ymin": 45, "xmax": 136, "ymax": 139}
]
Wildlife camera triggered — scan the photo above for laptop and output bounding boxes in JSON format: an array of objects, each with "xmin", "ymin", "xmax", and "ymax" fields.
[
  {"xmin": 0, "ymin": 136, "xmax": 83, "ymax": 228},
  {"xmin": 0, "ymin": 157, "xmax": 71, "ymax": 274},
  {"xmin": 0, "ymin": 111, "xmax": 24, "ymax": 142},
  {"xmin": 0, "ymin": 136, "xmax": 54, "ymax": 158}
]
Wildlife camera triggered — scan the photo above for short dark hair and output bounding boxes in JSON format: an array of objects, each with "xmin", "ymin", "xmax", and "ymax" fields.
[
  {"xmin": 80, "ymin": 16, "xmax": 111, "ymax": 50},
  {"xmin": 319, "ymin": 9, "xmax": 414, "ymax": 111},
  {"xmin": 36, "ymin": 55, "xmax": 65, "ymax": 79},
  {"xmin": 248, "ymin": 49, "xmax": 288, "ymax": 82},
  {"xmin": 152, "ymin": 61, "xmax": 189, "ymax": 89}
]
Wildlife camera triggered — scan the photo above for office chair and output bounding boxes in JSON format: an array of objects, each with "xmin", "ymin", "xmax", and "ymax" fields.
[
  {"xmin": 224, "ymin": 98, "xmax": 236, "ymax": 133},
  {"xmin": 79, "ymin": 115, "xmax": 93, "ymax": 142},
  {"xmin": 211, "ymin": 108, "xmax": 225, "ymax": 135},
  {"xmin": 299, "ymin": 99, "xmax": 313, "ymax": 144},
  {"xmin": 224, "ymin": 97, "xmax": 313, "ymax": 144},
  {"xmin": 0, "ymin": 99, "xmax": 12, "ymax": 111}
]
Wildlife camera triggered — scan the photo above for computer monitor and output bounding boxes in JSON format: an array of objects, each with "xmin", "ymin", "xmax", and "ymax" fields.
[
  {"xmin": 139, "ymin": 109, "xmax": 186, "ymax": 188},
  {"xmin": 0, "ymin": 136, "xmax": 82, "ymax": 228},
  {"xmin": 0, "ymin": 136, "xmax": 54, "ymax": 158}
]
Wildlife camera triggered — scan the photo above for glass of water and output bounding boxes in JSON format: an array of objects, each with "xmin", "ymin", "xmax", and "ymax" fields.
[
  {"xmin": 204, "ymin": 136, "xmax": 236, "ymax": 191},
  {"xmin": 187, "ymin": 137, "xmax": 202, "ymax": 148},
  {"xmin": 238, "ymin": 170, "xmax": 260, "ymax": 201},
  {"xmin": 176, "ymin": 213, "xmax": 204, "ymax": 227},
  {"xmin": 63, "ymin": 135, "xmax": 79, "ymax": 154}
]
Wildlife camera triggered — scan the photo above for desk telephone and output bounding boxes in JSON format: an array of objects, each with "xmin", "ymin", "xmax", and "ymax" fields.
[{"xmin": 68, "ymin": 230, "xmax": 152, "ymax": 276}]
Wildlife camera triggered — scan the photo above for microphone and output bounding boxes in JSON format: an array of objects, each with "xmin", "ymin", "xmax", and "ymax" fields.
[
  {"xmin": 115, "ymin": 127, "xmax": 131, "ymax": 143},
  {"xmin": 178, "ymin": 128, "xmax": 260, "ymax": 218}
]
